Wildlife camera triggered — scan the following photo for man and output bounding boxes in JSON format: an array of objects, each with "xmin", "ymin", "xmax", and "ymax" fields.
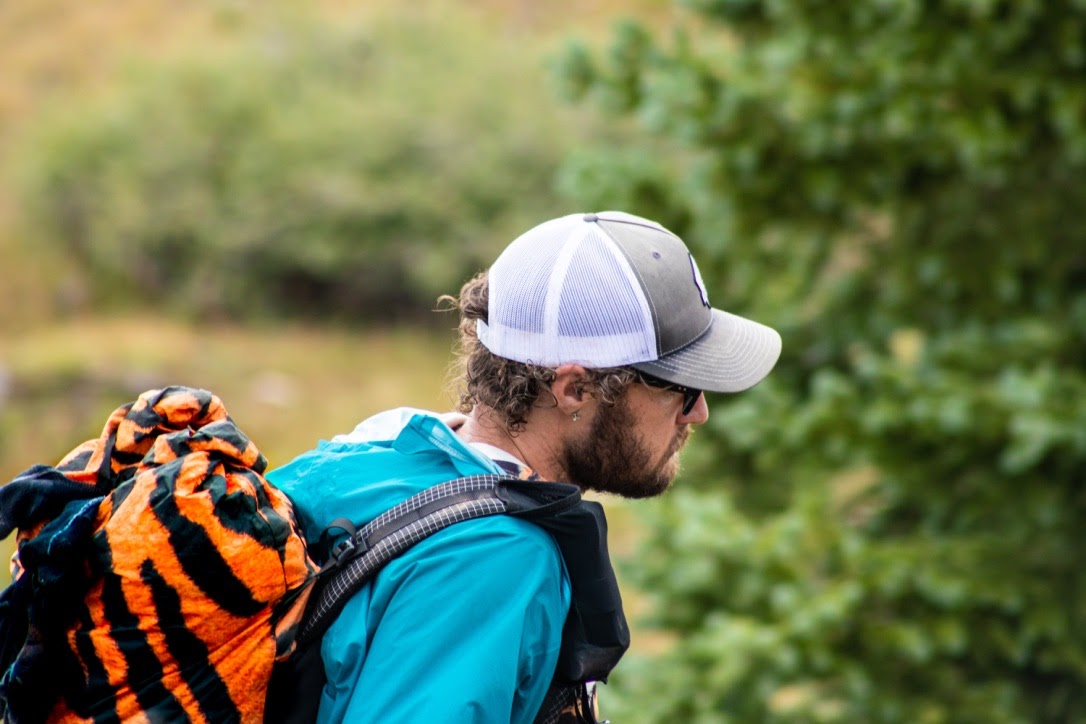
[{"xmin": 268, "ymin": 211, "xmax": 781, "ymax": 722}]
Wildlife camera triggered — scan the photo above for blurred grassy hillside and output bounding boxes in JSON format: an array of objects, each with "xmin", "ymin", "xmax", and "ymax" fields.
[
  {"xmin": 2, "ymin": 316, "xmax": 458, "ymax": 476},
  {"xmin": 0, "ymin": 0, "xmax": 668, "ymax": 645},
  {"xmin": 0, "ymin": 0, "xmax": 669, "ymax": 461},
  {"xmin": 0, "ymin": 0, "xmax": 664, "ymax": 327}
]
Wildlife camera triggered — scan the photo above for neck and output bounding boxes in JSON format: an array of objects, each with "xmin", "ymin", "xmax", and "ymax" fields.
[{"xmin": 457, "ymin": 406, "xmax": 565, "ymax": 481}]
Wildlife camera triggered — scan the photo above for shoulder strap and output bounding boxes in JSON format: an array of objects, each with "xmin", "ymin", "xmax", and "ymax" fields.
[
  {"xmin": 267, "ymin": 476, "xmax": 625, "ymax": 724},
  {"xmin": 295, "ymin": 475, "xmax": 581, "ymax": 647}
]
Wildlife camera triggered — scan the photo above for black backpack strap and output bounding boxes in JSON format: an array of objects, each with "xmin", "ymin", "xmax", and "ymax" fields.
[
  {"xmin": 265, "ymin": 475, "xmax": 623, "ymax": 724},
  {"xmin": 497, "ymin": 479, "xmax": 584, "ymax": 520},
  {"xmin": 526, "ymin": 498, "xmax": 629, "ymax": 685}
]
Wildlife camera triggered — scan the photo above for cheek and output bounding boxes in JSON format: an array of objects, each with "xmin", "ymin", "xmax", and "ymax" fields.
[
  {"xmin": 611, "ymin": 390, "xmax": 684, "ymax": 462},
  {"xmin": 626, "ymin": 386, "xmax": 680, "ymax": 418},
  {"xmin": 643, "ymin": 429, "xmax": 680, "ymax": 471},
  {"xmin": 661, "ymin": 426, "xmax": 690, "ymax": 462}
]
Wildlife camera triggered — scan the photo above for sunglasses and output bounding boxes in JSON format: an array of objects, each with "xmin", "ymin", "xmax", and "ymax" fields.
[{"xmin": 635, "ymin": 371, "xmax": 703, "ymax": 415}]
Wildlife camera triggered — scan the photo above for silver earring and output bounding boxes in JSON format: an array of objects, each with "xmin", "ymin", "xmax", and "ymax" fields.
[{"xmin": 572, "ymin": 411, "xmax": 581, "ymax": 422}]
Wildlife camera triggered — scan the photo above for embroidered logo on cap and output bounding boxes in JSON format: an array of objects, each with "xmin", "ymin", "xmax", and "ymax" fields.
[{"xmin": 689, "ymin": 254, "xmax": 710, "ymax": 307}]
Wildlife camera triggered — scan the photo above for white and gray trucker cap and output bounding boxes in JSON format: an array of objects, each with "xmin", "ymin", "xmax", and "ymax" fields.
[{"xmin": 477, "ymin": 211, "xmax": 782, "ymax": 393}]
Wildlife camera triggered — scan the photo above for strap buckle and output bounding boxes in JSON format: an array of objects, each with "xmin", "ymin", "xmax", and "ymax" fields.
[
  {"xmin": 321, "ymin": 517, "xmax": 364, "ymax": 566},
  {"xmin": 330, "ymin": 535, "xmax": 360, "ymax": 564}
]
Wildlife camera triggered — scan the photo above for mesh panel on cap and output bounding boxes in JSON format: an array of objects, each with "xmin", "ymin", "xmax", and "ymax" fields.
[
  {"xmin": 478, "ymin": 214, "xmax": 658, "ymax": 367},
  {"xmin": 558, "ymin": 227, "xmax": 650, "ymax": 338},
  {"xmin": 488, "ymin": 218, "xmax": 568, "ymax": 334}
]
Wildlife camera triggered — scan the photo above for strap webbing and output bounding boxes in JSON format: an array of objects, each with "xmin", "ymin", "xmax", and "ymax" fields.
[{"xmin": 298, "ymin": 475, "xmax": 569, "ymax": 645}]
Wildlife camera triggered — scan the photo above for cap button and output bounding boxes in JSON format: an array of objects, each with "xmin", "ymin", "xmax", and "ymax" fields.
[{"xmin": 583, "ymin": 213, "xmax": 599, "ymax": 223}]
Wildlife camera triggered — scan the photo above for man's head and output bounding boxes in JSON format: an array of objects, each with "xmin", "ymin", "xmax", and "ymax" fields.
[{"xmin": 450, "ymin": 211, "xmax": 781, "ymax": 497}]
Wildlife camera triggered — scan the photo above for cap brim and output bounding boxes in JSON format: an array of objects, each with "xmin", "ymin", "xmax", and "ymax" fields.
[{"xmin": 630, "ymin": 308, "xmax": 782, "ymax": 393}]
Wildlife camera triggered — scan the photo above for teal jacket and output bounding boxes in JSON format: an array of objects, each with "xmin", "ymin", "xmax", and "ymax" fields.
[{"xmin": 267, "ymin": 409, "xmax": 572, "ymax": 723}]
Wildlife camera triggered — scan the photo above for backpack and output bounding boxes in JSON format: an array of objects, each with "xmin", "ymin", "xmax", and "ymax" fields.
[
  {"xmin": 0, "ymin": 387, "xmax": 628, "ymax": 723},
  {"xmin": 0, "ymin": 386, "xmax": 316, "ymax": 723},
  {"xmin": 266, "ymin": 474, "xmax": 630, "ymax": 724}
]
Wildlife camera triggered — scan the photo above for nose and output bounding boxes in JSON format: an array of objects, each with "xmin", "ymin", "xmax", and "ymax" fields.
[{"xmin": 679, "ymin": 392, "xmax": 709, "ymax": 425}]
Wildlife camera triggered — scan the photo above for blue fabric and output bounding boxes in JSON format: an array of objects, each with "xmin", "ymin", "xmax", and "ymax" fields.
[{"xmin": 267, "ymin": 411, "xmax": 571, "ymax": 723}]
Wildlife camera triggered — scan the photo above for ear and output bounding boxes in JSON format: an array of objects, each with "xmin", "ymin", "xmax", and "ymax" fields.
[{"xmin": 550, "ymin": 364, "xmax": 589, "ymax": 416}]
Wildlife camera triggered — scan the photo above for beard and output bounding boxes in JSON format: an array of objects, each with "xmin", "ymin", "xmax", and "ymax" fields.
[{"xmin": 561, "ymin": 396, "xmax": 691, "ymax": 499}]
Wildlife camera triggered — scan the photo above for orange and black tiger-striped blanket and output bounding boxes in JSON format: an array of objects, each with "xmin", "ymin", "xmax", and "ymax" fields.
[{"xmin": 0, "ymin": 386, "xmax": 317, "ymax": 723}]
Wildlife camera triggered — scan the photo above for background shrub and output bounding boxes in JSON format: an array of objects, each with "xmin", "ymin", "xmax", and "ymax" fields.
[
  {"xmin": 15, "ymin": 10, "xmax": 583, "ymax": 321},
  {"xmin": 556, "ymin": 3, "xmax": 1086, "ymax": 721}
]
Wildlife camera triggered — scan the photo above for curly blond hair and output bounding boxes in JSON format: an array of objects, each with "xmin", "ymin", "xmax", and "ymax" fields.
[{"xmin": 441, "ymin": 272, "xmax": 637, "ymax": 432}]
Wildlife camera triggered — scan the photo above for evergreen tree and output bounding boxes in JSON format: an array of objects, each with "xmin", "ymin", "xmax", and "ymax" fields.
[{"xmin": 555, "ymin": 2, "xmax": 1086, "ymax": 721}]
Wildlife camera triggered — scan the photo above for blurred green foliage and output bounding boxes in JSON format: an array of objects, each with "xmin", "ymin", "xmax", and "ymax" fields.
[
  {"xmin": 556, "ymin": 1, "xmax": 1086, "ymax": 721},
  {"xmin": 13, "ymin": 9, "xmax": 581, "ymax": 322}
]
